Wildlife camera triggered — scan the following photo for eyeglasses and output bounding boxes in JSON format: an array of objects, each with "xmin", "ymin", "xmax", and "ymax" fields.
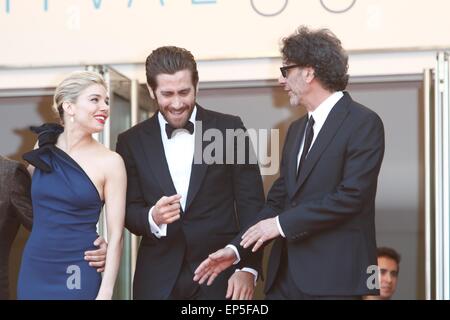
[{"xmin": 280, "ymin": 64, "xmax": 301, "ymax": 78}]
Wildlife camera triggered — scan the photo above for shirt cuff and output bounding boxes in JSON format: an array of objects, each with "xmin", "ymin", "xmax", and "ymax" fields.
[
  {"xmin": 235, "ymin": 268, "xmax": 258, "ymax": 286},
  {"xmin": 148, "ymin": 206, "xmax": 167, "ymax": 238},
  {"xmin": 225, "ymin": 244, "xmax": 241, "ymax": 265},
  {"xmin": 276, "ymin": 215, "xmax": 286, "ymax": 238}
]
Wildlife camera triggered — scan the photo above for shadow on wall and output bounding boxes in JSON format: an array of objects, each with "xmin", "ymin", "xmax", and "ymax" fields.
[
  {"xmin": 5, "ymin": 95, "xmax": 57, "ymax": 162},
  {"xmin": 261, "ymin": 87, "xmax": 305, "ymax": 194}
]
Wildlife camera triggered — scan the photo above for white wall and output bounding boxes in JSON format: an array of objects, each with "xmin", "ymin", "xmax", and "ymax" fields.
[
  {"xmin": 1, "ymin": 0, "xmax": 449, "ymax": 66},
  {"xmin": 1, "ymin": 1, "xmax": 446, "ymax": 89}
]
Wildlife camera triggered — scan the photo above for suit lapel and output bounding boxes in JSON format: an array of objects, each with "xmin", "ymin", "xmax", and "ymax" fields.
[
  {"xmin": 185, "ymin": 105, "xmax": 215, "ymax": 211},
  {"xmin": 294, "ymin": 93, "xmax": 351, "ymax": 195},
  {"xmin": 139, "ymin": 114, "xmax": 177, "ymax": 196},
  {"xmin": 286, "ymin": 116, "xmax": 308, "ymax": 199}
]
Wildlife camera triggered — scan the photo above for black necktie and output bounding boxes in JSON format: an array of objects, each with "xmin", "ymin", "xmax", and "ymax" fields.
[
  {"xmin": 165, "ymin": 121, "xmax": 194, "ymax": 139},
  {"xmin": 297, "ymin": 115, "xmax": 315, "ymax": 177}
]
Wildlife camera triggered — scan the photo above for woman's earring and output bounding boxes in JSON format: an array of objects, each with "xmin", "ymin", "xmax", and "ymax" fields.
[{"xmin": 70, "ymin": 116, "xmax": 74, "ymax": 123}]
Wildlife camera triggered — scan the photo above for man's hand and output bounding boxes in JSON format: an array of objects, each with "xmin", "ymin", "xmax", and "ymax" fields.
[
  {"xmin": 85, "ymin": 236, "xmax": 107, "ymax": 272},
  {"xmin": 152, "ymin": 194, "xmax": 182, "ymax": 226},
  {"xmin": 226, "ymin": 271, "xmax": 255, "ymax": 300},
  {"xmin": 240, "ymin": 217, "xmax": 280, "ymax": 252},
  {"xmin": 193, "ymin": 247, "xmax": 236, "ymax": 286}
]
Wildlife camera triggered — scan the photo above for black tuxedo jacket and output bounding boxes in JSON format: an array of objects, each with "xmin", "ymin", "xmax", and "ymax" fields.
[
  {"xmin": 234, "ymin": 92, "xmax": 384, "ymax": 296},
  {"xmin": 0, "ymin": 157, "xmax": 32, "ymax": 299},
  {"xmin": 116, "ymin": 105, "xmax": 265, "ymax": 299}
]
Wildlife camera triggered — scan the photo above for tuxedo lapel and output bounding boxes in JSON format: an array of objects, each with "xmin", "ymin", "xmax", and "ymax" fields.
[
  {"xmin": 139, "ymin": 114, "xmax": 177, "ymax": 196},
  {"xmin": 294, "ymin": 94, "xmax": 351, "ymax": 195},
  {"xmin": 185, "ymin": 106, "xmax": 215, "ymax": 211}
]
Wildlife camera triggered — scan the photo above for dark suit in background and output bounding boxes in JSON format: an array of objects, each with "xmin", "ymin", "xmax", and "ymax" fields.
[{"xmin": 0, "ymin": 156, "xmax": 32, "ymax": 299}]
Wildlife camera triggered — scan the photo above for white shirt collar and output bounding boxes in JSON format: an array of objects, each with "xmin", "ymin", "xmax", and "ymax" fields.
[
  {"xmin": 297, "ymin": 91, "xmax": 344, "ymax": 167},
  {"xmin": 308, "ymin": 91, "xmax": 343, "ymax": 128}
]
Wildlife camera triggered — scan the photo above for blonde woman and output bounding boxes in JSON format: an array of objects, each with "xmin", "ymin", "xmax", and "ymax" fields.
[{"xmin": 17, "ymin": 71, "xmax": 126, "ymax": 300}]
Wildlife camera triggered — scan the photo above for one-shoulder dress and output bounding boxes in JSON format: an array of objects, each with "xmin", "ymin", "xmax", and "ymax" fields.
[{"xmin": 17, "ymin": 123, "xmax": 102, "ymax": 299}]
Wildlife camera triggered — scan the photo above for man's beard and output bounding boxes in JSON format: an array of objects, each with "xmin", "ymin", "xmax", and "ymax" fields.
[{"xmin": 160, "ymin": 104, "xmax": 195, "ymax": 128}]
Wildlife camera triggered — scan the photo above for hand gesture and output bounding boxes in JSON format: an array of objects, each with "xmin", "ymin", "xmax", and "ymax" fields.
[
  {"xmin": 193, "ymin": 247, "xmax": 236, "ymax": 286},
  {"xmin": 152, "ymin": 194, "xmax": 182, "ymax": 226},
  {"xmin": 226, "ymin": 271, "xmax": 255, "ymax": 300},
  {"xmin": 240, "ymin": 217, "xmax": 280, "ymax": 252}
]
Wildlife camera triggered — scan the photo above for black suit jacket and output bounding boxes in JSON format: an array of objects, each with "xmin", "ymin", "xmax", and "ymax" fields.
[
  {"xmin": 116, "ymin": 105, "xmax": 265, "ymax": 299},
  {"xmin": 0, "ymin": 157, "xmax": 33, "ymax": 300},
  {"xmin": 235, "ymin": 92, "xmax": 384, "ymax": 296}
]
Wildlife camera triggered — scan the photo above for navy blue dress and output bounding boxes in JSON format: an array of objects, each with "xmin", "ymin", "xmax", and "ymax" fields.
[{"xmin": 18, "ymin": 124, "xmax": 102, "ymax": 300}]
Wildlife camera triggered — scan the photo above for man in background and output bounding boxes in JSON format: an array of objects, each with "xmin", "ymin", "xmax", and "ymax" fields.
[{"xmin": 365, "ymin": 247, "xmax": 401, "ymax": 300}]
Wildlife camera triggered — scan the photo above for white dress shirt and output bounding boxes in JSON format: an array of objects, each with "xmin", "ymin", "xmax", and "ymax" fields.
[
  {"xmin": 148, "ymin": 107, "xmax": 197, "ymax": 237},
  {"xmin": 147, "ymin": 106, "xmax": 257, "ymax": 283},
  {"xmin": 277, "ymin": 91, "xmax": 344, "ymax": 237}
]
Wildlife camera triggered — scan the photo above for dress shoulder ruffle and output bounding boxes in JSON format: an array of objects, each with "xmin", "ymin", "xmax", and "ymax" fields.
[{"xmin": 22, "ymin": 123, "xmax": 64, "ymax": 172}]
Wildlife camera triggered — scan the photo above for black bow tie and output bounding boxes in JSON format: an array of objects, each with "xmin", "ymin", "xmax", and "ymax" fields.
[{"xmin": 165, "ymin": 121, "xmax": 194, "ymax": 139}]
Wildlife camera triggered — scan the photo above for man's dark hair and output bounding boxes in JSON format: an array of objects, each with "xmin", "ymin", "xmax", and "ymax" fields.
[
  {"xmin": 377, "ymin": 247, "xmax": 401, "ymax": 272},
  {"xmin": 145, "ymin": 46, "xmax": 199, "ymax": 91},
  {"xmin": 281, "ymin": 25, "xmax": 349, "ymax": 91}
]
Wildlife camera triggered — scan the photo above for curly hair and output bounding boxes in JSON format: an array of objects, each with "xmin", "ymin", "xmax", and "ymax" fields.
[{"xmin": 281, "ymin": 26, "xmax": 349, "ymax": 91}]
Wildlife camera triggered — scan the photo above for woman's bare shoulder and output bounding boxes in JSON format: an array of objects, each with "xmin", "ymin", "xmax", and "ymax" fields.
[{"xmin": 93, "ymin": 142, "xmax": 125, "ymax": 169}]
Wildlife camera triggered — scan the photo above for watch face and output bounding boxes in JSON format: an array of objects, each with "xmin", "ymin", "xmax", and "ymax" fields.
[
  {"xmin": 320, "ymin": 0, "xmax": 357, "ymax": 14},
  {"xmin": 250, "ymin": 0, "xmax": 288, "ymax": 17}
]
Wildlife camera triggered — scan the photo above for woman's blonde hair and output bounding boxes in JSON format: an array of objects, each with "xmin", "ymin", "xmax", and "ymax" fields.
[{"xmin": 52, "ymin": 71, "xmax": 107, "ymax": 123}]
